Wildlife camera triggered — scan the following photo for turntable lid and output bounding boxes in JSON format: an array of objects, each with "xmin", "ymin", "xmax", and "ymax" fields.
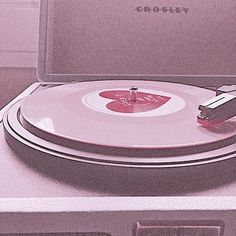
[
  {"xmin": 19, "ymin": 80, "xmax": 236, "ymax": 155},
  {"xmin": 38, "ymin": 0, "xmax": 236, "ymax": 85}
]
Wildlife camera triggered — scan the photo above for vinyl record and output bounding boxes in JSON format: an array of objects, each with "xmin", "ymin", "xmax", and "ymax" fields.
[{"xmin": 18, "ymin": 80, "xmax": 236, "ymax": 157}]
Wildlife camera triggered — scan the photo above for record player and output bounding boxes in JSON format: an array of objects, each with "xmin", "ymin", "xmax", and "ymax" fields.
[{"xmin": 0, "ymin": 0, "xmax": 236, "ymax": 235}]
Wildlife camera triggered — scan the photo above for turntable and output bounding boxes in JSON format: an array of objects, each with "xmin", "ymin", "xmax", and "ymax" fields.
[{"xmin": 0, "ymin": 0, "xmax": 236, "ymax": 235}]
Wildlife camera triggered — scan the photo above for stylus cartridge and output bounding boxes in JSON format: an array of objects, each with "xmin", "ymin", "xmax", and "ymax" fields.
[{"xmin": 197, "ymin": 93, "xmax": 236, "ymax": 126}]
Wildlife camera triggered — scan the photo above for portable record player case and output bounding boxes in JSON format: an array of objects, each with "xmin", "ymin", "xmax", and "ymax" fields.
[{"xmin": 0, "ymin": 0, "xmax": 236, "ymax": 235}]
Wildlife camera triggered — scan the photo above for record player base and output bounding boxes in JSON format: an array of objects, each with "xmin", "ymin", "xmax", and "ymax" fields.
[{"xmin": 0, "ymin": 122, "xmax": 236, "ymax": 197}]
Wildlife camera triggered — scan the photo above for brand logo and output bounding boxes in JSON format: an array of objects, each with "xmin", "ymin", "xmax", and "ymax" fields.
[{"xmin": 135, "ymin": 6, "xmax": 189, "ymax": 14}]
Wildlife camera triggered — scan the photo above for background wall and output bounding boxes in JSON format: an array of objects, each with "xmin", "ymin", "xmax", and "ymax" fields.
[{"xmin": 0, "ymin": 0, "xmax": 39, "ymax": 109}]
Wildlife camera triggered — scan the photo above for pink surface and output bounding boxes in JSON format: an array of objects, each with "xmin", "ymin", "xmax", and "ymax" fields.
[{"xmin": 20, "ymin": 80, "xmax": 236, "ymax": 152}]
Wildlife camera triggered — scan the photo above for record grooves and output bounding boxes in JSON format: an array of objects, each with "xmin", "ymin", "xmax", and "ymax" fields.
[{"xmin": 3, "ymin": 80, "xmax": 236, "ymax": 168}]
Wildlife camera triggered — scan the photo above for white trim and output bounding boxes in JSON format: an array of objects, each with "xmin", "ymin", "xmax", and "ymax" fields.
[
  {"xmin": 0, "ymin": 197, "xmax": 235, "ymax": 212},
  {"xmin": 0, "ymin": 197, "xmax": 234, "ymax": 235}
]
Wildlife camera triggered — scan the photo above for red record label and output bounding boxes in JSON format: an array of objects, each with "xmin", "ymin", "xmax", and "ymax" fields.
[{"xmin": 99, "ymin": 90, "xmax": 171, "ymax": 113}]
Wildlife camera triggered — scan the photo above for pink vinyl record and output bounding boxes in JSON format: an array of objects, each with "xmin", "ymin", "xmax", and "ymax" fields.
[{"xmin": 19, "ymin": 80, "xmax": 236, "ymax": 155}]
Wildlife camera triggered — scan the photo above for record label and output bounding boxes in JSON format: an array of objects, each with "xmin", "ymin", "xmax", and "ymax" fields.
[
  {"xmin": 99, "ymin": 90, "xmax": 170, "ymax": 113},
  {"xmin": 82, "ymin": 88, "xmax": 185, "ymax": 117}
]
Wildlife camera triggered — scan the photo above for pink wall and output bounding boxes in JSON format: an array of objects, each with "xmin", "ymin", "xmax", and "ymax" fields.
[
  {"xmin": 0, "ymin": 2, "xmax": 39, "ymax": 67},
  {"xmin": 0, "ymin": 2, "xmax": 39, "ymax": 108}
]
